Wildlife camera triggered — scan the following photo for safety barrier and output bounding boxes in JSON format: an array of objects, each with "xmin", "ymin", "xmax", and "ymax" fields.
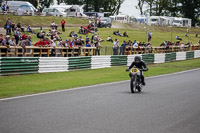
[
  {"xmin": 0, "ymin": 50, "xmax": 200, "ymax": 76},
  {"xmin": 0, "ymin": 57, "xmax": 39, "ymax": 76}
]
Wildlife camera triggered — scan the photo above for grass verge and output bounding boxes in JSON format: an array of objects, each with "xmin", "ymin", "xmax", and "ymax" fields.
[{"xmin": 0, "ymin": 58, "xmax": 200, "ymax": 99}]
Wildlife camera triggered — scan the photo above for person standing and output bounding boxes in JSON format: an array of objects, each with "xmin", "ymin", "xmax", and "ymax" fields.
[
  {"xmin": 61, "ymin": 19, "xmax": 66, "ymax": 32},
  {"xmin": 148, "ymin": 32, "xmax": 152, "ymax": 42},
  {"xmin": 5, "ymin": 17, "xmax": 12, "ymax": 35},
  {"xmin": 113, "ymin": 39, "xmax": 119, "ymax": 55}
]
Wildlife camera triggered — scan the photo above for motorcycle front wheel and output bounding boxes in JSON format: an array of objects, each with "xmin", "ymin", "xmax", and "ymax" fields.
[{"xmin": 130, "ymin": 76, "xmax": 136, "ymax": 93}]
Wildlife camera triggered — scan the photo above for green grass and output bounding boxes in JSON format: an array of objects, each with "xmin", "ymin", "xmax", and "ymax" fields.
[
  {"xmin": 0, "ymin": 14, "xmax": 88, "ymax": 27},
  {"xmin": 0, "ymin": 58, "xmax": 200, "ymax": 99},
  {"xmin": 29, "ymin": 27, "xmax": 200, "ymax": 47}
]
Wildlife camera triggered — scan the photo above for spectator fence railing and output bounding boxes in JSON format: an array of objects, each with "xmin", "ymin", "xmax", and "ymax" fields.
[{"xmin": 0, "ymin": 45, "xmax": 199, "ymax": 57}]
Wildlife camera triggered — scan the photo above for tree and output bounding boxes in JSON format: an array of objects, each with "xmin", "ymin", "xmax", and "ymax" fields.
[{"xmin": 136, "ymin": 0, "xmax": 145, "ymax": 15}]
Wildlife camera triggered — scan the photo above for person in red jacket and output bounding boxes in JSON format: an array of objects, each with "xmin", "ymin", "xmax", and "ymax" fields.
[
  {"xmin": 61, "ymin": 19, "xmax": 66, "ymax": 32},
  {"xmin": 34, "ymin": 38, "xmax": 45, "ymax": 46},
  {"xmin": 21, "ymin": 33, "xmax": 27, "ymax": 40}
]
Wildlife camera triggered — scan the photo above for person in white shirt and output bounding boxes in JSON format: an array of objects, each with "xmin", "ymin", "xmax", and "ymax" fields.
[
  {"xmin": 113, "ymin": 39, "xmax": 119, "ymax": 55},
  {"xmin": 133, "ymin": 41, "xmax": 138, "ymax": 47}
]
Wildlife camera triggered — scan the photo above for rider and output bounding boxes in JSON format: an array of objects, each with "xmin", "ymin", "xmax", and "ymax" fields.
[{"xmin": 126, "ymin": 56, "xmax": 148, "ymax": 85}]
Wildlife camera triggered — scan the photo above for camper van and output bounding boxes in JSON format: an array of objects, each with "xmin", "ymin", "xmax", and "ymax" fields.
[
  {"xmin": 51, "ymin": 5, "xmax": 82, "ymax": 17},
  {"xmin": 172, "ymin": 18, "xmax": 192, "ymax": 27},
  {"xmin": 149, "ymin": 16, "xmax": 160, "ymax": 25},
  {"xmin": 1, "ymin": 1, "xmax": 37, "ymax": 12},
  {"xmin": 42, "ymin": 8, "xmax": 67, "ymax": 17}
]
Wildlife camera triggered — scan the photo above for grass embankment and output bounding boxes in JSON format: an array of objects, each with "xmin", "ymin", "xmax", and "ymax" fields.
[
  {"xmin": 1, "ymin": 15, "xmax": 200, "ymax": 46},
  {"xmin": 29, "ymin": 27, "xmax": 200, "ymax": 47},
  {"xmin": 0, "ymin": 14, "xmax": 88, "ymax": 27},
  {"xmin": 0, "ymin": 58, "xmax": 200, "ymax": 99}
]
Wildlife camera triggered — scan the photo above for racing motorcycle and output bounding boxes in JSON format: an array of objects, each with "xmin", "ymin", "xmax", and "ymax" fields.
[{"xmin": 126, "ymin": 67, "xmax": 144, "ymax": 93}]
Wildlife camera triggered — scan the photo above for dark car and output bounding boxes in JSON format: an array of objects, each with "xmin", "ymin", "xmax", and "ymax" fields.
[{"xmin": 99, "ymin": 17, "xmax": 112, "ymax": 28}]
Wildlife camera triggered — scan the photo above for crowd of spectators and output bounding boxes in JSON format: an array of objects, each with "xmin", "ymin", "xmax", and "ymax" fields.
[{"xmin": 0, "ymin": 17, "xmax": 200, "ymax": 57}]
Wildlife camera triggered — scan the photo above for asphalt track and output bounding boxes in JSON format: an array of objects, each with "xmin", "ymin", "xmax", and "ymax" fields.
[{"xmin": 1, "ymin": 69, "xmax": 200, "ymax": 133}]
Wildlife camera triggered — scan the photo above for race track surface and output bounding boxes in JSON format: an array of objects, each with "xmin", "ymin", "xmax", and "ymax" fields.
[{"xmin": 1, "ymin": 69, "xmax": 200, "ymax": 133}]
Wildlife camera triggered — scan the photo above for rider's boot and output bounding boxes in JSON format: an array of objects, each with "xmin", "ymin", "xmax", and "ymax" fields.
[{"xmin": 141, "ymin": 75, "xmax": 146, "ymax": 86}]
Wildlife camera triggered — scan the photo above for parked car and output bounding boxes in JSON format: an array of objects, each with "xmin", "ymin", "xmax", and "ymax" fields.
[
  {"xmin": 42, "ymin": 8, "xmax": 67, "ymax": 17},
  {"xmin": 99, "ymin": 17, "xmax": 112, "ymax": 28}
]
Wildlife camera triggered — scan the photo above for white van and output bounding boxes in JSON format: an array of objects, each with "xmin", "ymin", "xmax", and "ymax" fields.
[
  {"xmin": 42, "ymin": 8, "xmax": 67, "ymax": 17},
  {"xmin": 172, "ymin": 18, "xmax": 192, "ymax": 27},
  {"xmin": 1, "ymin": 1, "xmax": 37, "ymax": 12}
]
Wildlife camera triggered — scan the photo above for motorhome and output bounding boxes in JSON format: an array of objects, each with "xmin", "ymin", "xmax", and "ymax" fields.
[
  {"xmin": 1, "ymin": 1, "xmax": 37, "ymax": 12},
  {"xmin": 172, "ymin": 18, "xmax": 192, "ymax": 27},
  {"xmin": 148, "ymin": 16, "xmax": 191, "ymax": 27},
  {"xmin": 51, "ymin": 4, "xmax": 82, "ymax": 17},
  {"xmin": 42, "ymin": 7, "xmax": 67, "ymax": 17}
]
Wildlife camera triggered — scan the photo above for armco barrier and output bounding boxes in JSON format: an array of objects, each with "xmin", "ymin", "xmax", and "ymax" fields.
[
  {"xmin": 154, "ymin": 54, "xmax": 165, "ymax": 64},
  {"xmin": 111, "ymin": 56, "xmax": 127, "ymax": 66},
  {"xmin": 39, "ymin": 57, "xmax": 68, "ymax": 73},
  {"xmin": 1, "ymin": 50, "xmax": 200, "ymax": 76},
  {"xmin": 142, "ymin": 54, "xmax": 155, "ymax": 64},
  {"xmin": 165, "ymin": 53, "xmax": 176, "ymax": 62},
  {"xmin": 194, "ymin": 50, "xmax": 200, "ymax": 58},
  {"xmin": 68, "ymin": 56, "xmax": 91, "ymax": 70},
  {"xmin": 91, "ymin": 56, "xmax": 111, "ymax": 69},
  {"xmin": 176, "ymin": 52, "xmax": 186, "ymax": 61},
  {"xmin": 186, "ymin": 51, "xmax": 194, "ymax": 60},
  {"xmin": 0, "ymin": 57, "xmax": 39, "ymax": 76}
]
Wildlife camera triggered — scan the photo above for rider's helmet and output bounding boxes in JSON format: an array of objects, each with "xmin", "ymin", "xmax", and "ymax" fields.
[{"xmin": 134, "ymin": 56, "xmax": 141, "ymax": 63}]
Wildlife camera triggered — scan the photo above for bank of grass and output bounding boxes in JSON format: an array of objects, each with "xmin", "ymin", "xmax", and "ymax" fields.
[
  {"xmin": 0, "ymin": 58, "xmax": 200, "ymax": 99},
  {"xmin": 30, "ymin": 27, "xmax": 200, "ymax": 47},
  {"xmin": 0, "ymin": 14, "xmax": 88, "ymax": 27}
]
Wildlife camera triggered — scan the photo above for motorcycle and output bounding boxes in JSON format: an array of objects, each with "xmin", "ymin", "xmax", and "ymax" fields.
[{"xmin": 126, "ymin": 67, "xmax": 144, "ymax": 93}]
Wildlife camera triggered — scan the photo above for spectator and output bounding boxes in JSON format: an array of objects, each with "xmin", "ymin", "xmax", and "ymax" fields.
[
  {"xmin": 113, "ymin": 39, "xmax": 119, "ymax": 55},
  {"xmin": 61, "ymin": 19, "xmax": 66, "ymax": 32},
  {"xmin": 86, "ymin": 41, "xmax": 91, "ymax": 56},
  {"xmin": 0, "ymin": 34, "xmax": 4, "ymax": 44},
  {"xmin": 14, "ymin": 28, "xmax": 20, "ymax": 45},
  {"xmin": 1, "ymin": 4, "xmax": 6, "ymax": 12},
  {"xmin": 85, "ymin": 35, "xmax": 90, "ymax": 44},
  {"xmin": 21, "ymin": 33, "xmax": 27, "ymax": 40},
  {"xmin": 5, "ymin": 17, "xmax": 12, "ymax": 35},
  {"xmin": 34, "ymin": 38, "xmax": 45, "ymax": 46},
  {"xmin": 37, "ymin": 32, "xmax": 45, "ymax": 39},
  {"xmin": 148, "ymin": 32, "xmax": 152, "ymax": 42},
  {"xmin": 123, "ymin": 31, "xmax": 129, "ymax": 37},
  {"xmin": 6, "ymin": 5, "xmax": 9, "ymax": 11},
  {"xmin": 95, "ymin": 40, "xmax": 102, "ymax": 56},
  {"xmin": 19, "ymin": 39, "xmax": 29, "ymax": 47},
  {"xmin": 107, "ymin": 36, "xmax": 113, "ymax": 42},
  {"xmin": 50, "ymin": 39, "xmax": 56, "ymax": 56},
  {"xmin": 98, "ymin": 17, "xmax": 101, "ymax": 27},
  {"xmin": 9, "ymin": 36, "xmax": 16, "ymax": 46},
  {"xmin": 27, "ymin": 35, "xmax": 32, "ymax": 46},
  {"xmin": 1, "ymin": 35, "xmax": 12, "ymax": 55},
  {"xmin": 176, "ymin": 36, "xmax": 182, "ymax": 41},
  {"xmin": 120, "ymin": 41, "xmax": 126, "ymax": 55},
  {"xmin": 133, "ymin": 41, "xmax": 139, "ymax": 47},
  {"xmin": 27, "ymin": 25, "xmax": 35, "ymax": 34}
]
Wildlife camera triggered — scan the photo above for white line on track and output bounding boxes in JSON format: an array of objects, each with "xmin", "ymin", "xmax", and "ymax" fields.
[{"xmin": 0, "ymin": 68, "xmax": 200, "ymax": 101}]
